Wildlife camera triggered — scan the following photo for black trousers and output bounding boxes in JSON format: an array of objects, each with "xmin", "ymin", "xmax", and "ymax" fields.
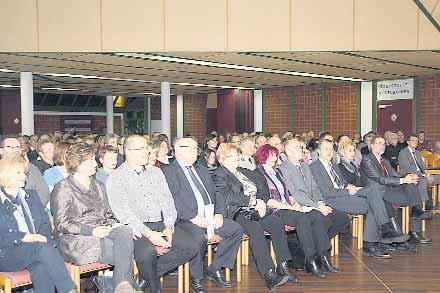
[
  {"xmin": 327, "ymin": 209, "xmax": 351, "ymax": 238},
  {"xmin": 176, "ymin": 218, "xmax": 243, "ymax": 279},
  {"xmin": 0, "ymin": 241, "xmax": 76, "ymax": 293},
  {"xmin": 134, "ymin": 222, "xmax": 198, "ymax": 282},
  {"xmin": 279, "ymin": 210, "xmax": 331, "ymax": 259},
  {"xmin": 234, "ymin": 214, "xmax": 292, "ymax": 276},
  {"xmin": 99, "ymin": 225, "xmax": 134, "ymax": 288}
]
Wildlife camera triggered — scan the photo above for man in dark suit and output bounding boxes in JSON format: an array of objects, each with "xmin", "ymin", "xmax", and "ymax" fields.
[
  {"xmin": 399, "ymin": 134, "xmax": 440, "ymax": 206},
  {"xmin": 360, "ymin": 135, "xmax": 431, "ymax": 244},
  {"xmin": 161, "ymin": 138, "xmax": 243, "ymax": 293},
  {"xmin": 383, "ymin": 132, "xmax": 402, "ymax": 170},
  {"xmin": 310, "ymin": 139, "xmax": 408, "ymax": 258}
]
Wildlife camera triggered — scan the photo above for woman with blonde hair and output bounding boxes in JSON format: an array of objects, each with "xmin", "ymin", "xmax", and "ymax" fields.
[{"xmin": 0, "ymin": 157, "xmax": 76, "ymax": 293}]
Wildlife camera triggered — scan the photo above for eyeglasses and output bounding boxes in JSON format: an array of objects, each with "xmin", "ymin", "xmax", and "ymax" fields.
[
  {"xmin": 0, "ymin": 145, "xmax": 21, "ymax": 149},
  {"xmin": 179, "ymin": 145, "xmax": 198, "ymax": 150},
  {"xmin": 127, "ymin": 147, "xmax": 148, "ymax": 151}
]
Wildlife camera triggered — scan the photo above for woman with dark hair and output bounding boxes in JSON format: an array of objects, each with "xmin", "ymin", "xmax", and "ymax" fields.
[
  {"xmin": 203, "ymin": 148, "xmax": 218, "ymax": 171},
  {"xmin": 211, "ymin": 143, "xmax": 294, "ymax": 290},
  {"xmin": 151, "ymin": 136, "xmax": 172, "ymax": 166},
  {"xmin": 50, "ymin": 143, "xmax": 137, "ymax": 292},
  {"xmin": 203, "ymin": 133, "xmax": 218, "ymax": 151},
  {"xmin": 254, "ymin": 144, "xmax": 338, "ymax": 278}
]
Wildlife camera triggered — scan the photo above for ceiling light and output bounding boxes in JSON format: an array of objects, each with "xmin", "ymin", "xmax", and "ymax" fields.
[
  {"xmin": 115, "ymin": 53, "xmax": 366, "ymax": 82},
  {"xmin": 141, "ymin": 92, "xmax": 162, "ymax": 96},
  {"xmin": 41, "ymin": 87, "xmax": 79, "ymax": 91},
  {"xmin": 0, "ymin": 84, "xmax": 20, "ymax": 88}
]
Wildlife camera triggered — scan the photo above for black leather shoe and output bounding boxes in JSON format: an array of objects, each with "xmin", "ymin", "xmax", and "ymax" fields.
[
  {"xmin": 263, "ymin": 268, "xmax": 289, "ymax": 290},
  {"xmin": 190, "ymin": 278, "xmax": 206, "ymax": 293},
  {"xmin": 276, "ymin": 261, "xmax": 299, "ymax": 283},
  {"xmin": 381, "ymin": 222, "xmax": 410, "ymax": 243},
  {"xmin": 304, "ymin": 258, "xmax": 326, "ymax": 278},
  {"xmin": 319, "ymin": 255, "xmax": 339, "ymax": 273},
  {"xmin": 204, "ymin": 270, "xmax": 232, "ymax": 288},
  {"xmin": 395, "ymin": 241, "xmax": 417, "ymax": 252},
  {"xmin": 410, "ymin": 231, "xmax": 432, "ymax": 244},
  {"xmin": 380, "ymin": 243, "xmax": 397, "ymax": 252},
  {"xmin": 363, "ymin": 245, "xmax": 392, "ymax": 259}
]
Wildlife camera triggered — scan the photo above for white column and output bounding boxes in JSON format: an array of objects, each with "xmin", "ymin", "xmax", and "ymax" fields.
[
  {"xmin": 106, "ymin": 96, "xmax": 114, "ymax": 134},
  {"xmin": 360, "ymin": 82, "xmax": 373, "ymax": 135},
  {"xmin": 20, "ymin": 72, "xmax": 34, "ymax": 135},
  {"xmin": 161, "ymin": 82, "xmax": 171, "ymax": 138},
  {"xmin": 253, "ymin": 89, "xmax": 263, "ymax": 132},
  {"xmin": 176, "ymin": 94, "xmax": 184, "ymax": 137}
]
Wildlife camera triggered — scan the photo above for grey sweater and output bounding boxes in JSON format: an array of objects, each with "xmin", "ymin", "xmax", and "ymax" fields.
[{"xmin": 106, "ymin": 163, "xmax": 177, "ymax": 238}]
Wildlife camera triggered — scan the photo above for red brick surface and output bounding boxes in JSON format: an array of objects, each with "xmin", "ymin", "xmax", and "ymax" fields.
[
  {"xmin": 418, "ymin": 75, "xmax": 440, "ymax": 145},
  {"xmin": 263, "ymin": 87, "xmax": 291, "ymax": 135},
  {"xmin": 184, "ymin": 95, "xmax": 206, "ymax": 144},
  {"xmin": 327, "ymin": 83, "xmax": 357, "ymax": 137}
]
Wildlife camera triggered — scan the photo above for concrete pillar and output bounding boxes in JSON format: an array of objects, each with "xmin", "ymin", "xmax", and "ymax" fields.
[
  {"xmin": 177, "ymin": 94, "xmax": 184, "ymax": 137},
  {"xmin": 360, "ymin": 82, "xmax": 373, "ymax": 135},
  {"xmin": 253, "ymin": 89, "xmax": 263, "ymax": 132},
  {"xmin": 161, "ymin": 82, "xmax": 171, "ymax": 138},
  {"xmin": 106, "ymin": 96, "xmax": 114, "ymax": 134},
  {"xmin": 20, "ymin": 72, "xmax": 34, "ymax": 135}
]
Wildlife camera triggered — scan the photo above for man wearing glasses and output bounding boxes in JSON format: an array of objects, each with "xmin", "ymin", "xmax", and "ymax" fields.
[
  {"xmin": 161, "ymin": 137, "xmax": 243, "ymax": 293},
  {"xmin": 0, "ymin": 135, "xmax": 50, "ymax": 207},
  {"xmin": 106, "ymin": 135, "xmax": 197, "ymax": 293}
]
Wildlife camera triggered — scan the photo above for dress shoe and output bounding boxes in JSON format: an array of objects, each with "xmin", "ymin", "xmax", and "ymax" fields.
[
  {"xmin": 381, "ymin": 222, "xmax": 410, "ymax": 243},
  {"xmin": 380, "ymin": 243, "xmax": 397, "ymax": 252},
  {"xmin": 410, "ymin": 231, "xmax": 432, "ymax": 244},
  {"xmin": 319, "ymin": 255, "xmax": 339, "ymax": 273},
  {"xmin": 276, "ymin": 261, "xmax": 299, "ymax": 283},
  {"xmin": 411, "ymin": 206, "xmax": 432, "ymax": 219},
  {"xmin": 190, "ymin": 278, "xmax": 206, "ymax": 293},
  {"xmin": 204, "ymin": 270, "xmax": 232, "ymax": 288},
  {"xmin": 263, "ymin": 268, "xmax": 289, "ymax": 290},
  {"xmin": 304, "ymin": 257, "xmax": 326, "ymax": 278},
  {"xmin": 395, "ymin": 241, "xmax": 417, "ymax": 252},
  {"xmin": 363, "ymin": 245, "xmax": 392, "ymax": 259},
  {"xmin": 135, "ymin": 275, "xmax": 148, "ymax": 291}
]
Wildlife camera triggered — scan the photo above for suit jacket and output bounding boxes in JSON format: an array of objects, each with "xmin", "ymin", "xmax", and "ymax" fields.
[
  {"xmin": 360, "ymin": 153, "xmax": 401, "ymax": 190},
  {"xmin": 338, "ymin": 160, "xmax": 362, "ymax": 186},
  {"xmin": 310, "ymin": 160, "xmax": 351, "ymax": 199},
  {"xmin": 161, "ymin": 160, "xmax": 224, "ymax": 221},
  {"xmin": 278, "ymin": 159, "xmax": 323, "ymax": 207},
  {"xmin": 25, "ymin": 163, "xmax": 50, "ymax": 207},
  {"xmin": 383, "ymin": 144, "xmax": 402, "ymax": 170},
  {"xmin": 0, "ymin": 189, "xmax": 51, "ymax": 257},
  {"xmin": 398, "ymin": 146, "xmax": 426, "ymax": 175}
]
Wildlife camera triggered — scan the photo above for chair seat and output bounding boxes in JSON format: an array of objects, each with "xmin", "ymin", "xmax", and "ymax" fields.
[
  {"xmin": 79, "ymin": 262, "xmax": 112, "ymax": 273},
  {"xmin": 0, "ymin": 270, "xmax": 31, "ymax": 287}
]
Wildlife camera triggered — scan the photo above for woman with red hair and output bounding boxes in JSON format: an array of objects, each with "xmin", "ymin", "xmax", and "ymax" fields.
[{"xmin": 254, "ymin": 144, "xmax": 338, "ymax": 278}]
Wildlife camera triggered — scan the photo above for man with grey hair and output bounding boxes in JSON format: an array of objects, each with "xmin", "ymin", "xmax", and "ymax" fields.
[
  {"xmin": 238, "ymin": 137, "xmax": 256, "ymax": 170},
  {"xmin": 162, "ymin": 137, "xmax": 243, "ymax": 293}
]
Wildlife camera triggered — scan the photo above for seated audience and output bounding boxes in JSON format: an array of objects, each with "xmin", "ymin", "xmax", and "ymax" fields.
[
  {"xmin": 311, "ymin": 139, "xmax": 408, "ymax": 258},
  {"xmin": 106, "ymin": 135, "xmax": 197, "ymax": 293},
  {"xmin": 152, "ymin": 135, "xmax": 172, "ymax": 165},
  {"xmin": 51, "ymin": 143, "xmax": 136, "ymax": 292},
  {"xmin": 162, "ymin": 138, "xmax": 243, "ymax": 293},
  {"xmin": 383, "ymin": 132, "xmax": 401, "ymax": 170},
  {"xmin": 360, "ymin": 132, "xmax": 375, "ymax": 155},
  {"xmin": 360, "ymin": 135, "xmax": 431, "ymax": 245},
  {"xmin": 202, "ymin": 148, "xmax": 218, "ymax": 171},
  {"xmin": 255, "ymin": 134, "xmax": 268, "ymax": 149},
  {"xmin": 95, "ymin": 145, "xmax": 118, "ymax": 185},
  {"xmin": 238, "ymin": 137, "xmax": 257, "ymax": 171},
  {"xmin": 0, "ymin": 135, "xmax": 50, "ymax": 207},
  {"xmin": 0, "ymin": 157, "xmax": 76, "ymax": 293},
  {"xmin": 228, "ymin": 135, "xmax": 241, "ymax": 147},
  {"xmin": 43, "ymin": 142, "xmax": 70, "ymax": 192},
  {"xmin": 397, "ymin": 131, "xmax": 408, "ymax": 149},
  {"xmin": 417, "ymin": 131, "xmax": 431, "ymax": 151},
  {"xmin": 32, "ymin": 139, "xmax": 55, "ymax": 174},
  {"xmin": 255, "ymin": 144, "xmax": 338, "ymax": 278},
  {"xmin": 212, "ymin": 143, "xmax": 291, "ymax": 288}
]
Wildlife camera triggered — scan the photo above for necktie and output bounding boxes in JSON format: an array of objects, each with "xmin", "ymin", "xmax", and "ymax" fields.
[
  {"xmin": 2, "ymin": 189, "xmax": 36, "ymax": 233},
  {"xmin": 329, "ymin": 163, "xmax": 343, "ymax": 189},
  {"xmin": 186, "ymin": 166, "xmax": 211, "ymax": 205},
  {"xmin": 380, "ymin": 158, "xmax": 389, "ymax": 176},
  {"xmin": 412, "ymin": 151, "xmax": 423, "ymax": 171},
  {"xmin": 296, "ymin": 164, "xmax": 306, "ymax": 181}
]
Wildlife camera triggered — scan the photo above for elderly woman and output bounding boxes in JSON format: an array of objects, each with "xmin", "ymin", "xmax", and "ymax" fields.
[
  {"xmin": 44, "ymin": 142, "xmax": 71, "ymax": 193},
  {"xmin": 50, "ymin": 143, "xmax": 136, "ymax": 292},
  {"xmin": 211, "ymin": 143, "xmax": 292, "ymax": 290},
  {"xmin": 254, "ymin": 144, "xmax": 337, "ymax": 278},
  {"xmin": 0, "ymin": 157, "xmax": 76, "ymax": 293}
]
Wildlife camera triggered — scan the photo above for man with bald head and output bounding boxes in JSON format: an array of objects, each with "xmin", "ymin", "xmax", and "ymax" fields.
[
  {"xmin": 0, "ymin": 135, "xmax": 50, "ymax": 207},
  {"xmin": 162, "ymin": 138, "xmax": 243, "ymax": 293}
]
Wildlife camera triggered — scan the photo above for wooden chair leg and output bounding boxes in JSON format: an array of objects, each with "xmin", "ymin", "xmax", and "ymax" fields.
[
  {"xmin": 207, "ymin": 244, "xmax": 212, "ymax": 267},
  {"xmin": 269, "ymin": 241, "xmax": 276, "ymax": 265},
  {"xmin": 3, "ymin": 278, "xmax": 12, "ymax": 293},
  {"xmin": 244, "ymin": 240, "xmax": 249, "ymax": 265},
  {"xmin": 178, "ymin": 264, "xmax": 184, "ymax": 293},
  {"xmin": 352, "ymin": 217, "xmax": 358, "ymax": 238},
  {"xmin": 357, "ymin": 216, "xmax": 364, "ymax": 249},
  {"xmin": 225, "ymin": 268, "xmax": 231, "ymax": 282},
  {"xmin": 236, "ymin": 246, "xmax": 242, "ymax": 283},
  {"xmin": 331, "ymin": 234, "xmax": 339, "ymax": 256},
  {"xmin": 71, "ymin": 265, "xmax": 80, "ymax": 293},
  {"xmin": 184, "ymin": 262, "xmax": 190, "ymax": 293},
  {"xmin": 422, "ymin": 201, "xmax": 426, "ymax": 232}
]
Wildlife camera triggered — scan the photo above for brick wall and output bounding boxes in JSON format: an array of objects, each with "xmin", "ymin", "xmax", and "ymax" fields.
[
  {"xmin": 184, "ymin": 95, "xmax": 206, "ymax": 145},
  {"xmin": 293, "ymin": 84, "xmax": 324, "ymax": 135},
  {"xmin": 418, "ymin": 75, "xmax": 440, "ymax": 144},
  {"xmin": 327, "ymin": 83, "xmax": 357, "ymax": 137},
  {"xmin": 263, "ymin": 87, "xmax": 291, "ymax": 135}
]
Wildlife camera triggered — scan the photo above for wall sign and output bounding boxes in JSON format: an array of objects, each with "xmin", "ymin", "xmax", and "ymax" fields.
[{"xmin": 377, "ymin": 78, "xmax": 414, "ymax": 100}]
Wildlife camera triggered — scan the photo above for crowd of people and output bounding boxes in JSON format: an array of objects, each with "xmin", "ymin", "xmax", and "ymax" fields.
[{"xmin": 0, "ymin": 128, "xmax": 436, "ymax": 293}]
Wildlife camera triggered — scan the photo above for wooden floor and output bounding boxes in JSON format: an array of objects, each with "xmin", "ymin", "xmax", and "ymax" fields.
[{"xmin": 159, "ymin": 216, "xmax": 440, "ymax": 293}]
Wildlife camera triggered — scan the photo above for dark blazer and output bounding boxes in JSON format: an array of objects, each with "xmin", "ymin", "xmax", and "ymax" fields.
[
  {"xmin": 383, "ymin": 144, "xmax": 401, "ymax": 170},
  {"xmin": 338, "ymin": 161, "xmax": 362, "ymax": 186},
  {"xmin": 162, "ymin": 160, "xmax": 224, "ymax": 221},
  {"xmin": 310, "ymin": 160, "xmax": 350, "ymax": 199},
  {"xmin": 398, "ymin": 146, "xmax": 426, "ymax": 175},
  {"xmin": 360, "ymin": 153, "xmax": 401, "ymax": 189},
  {"xmin": 0, "ymin": 189, "xmax": 51, "ymax": 257}
]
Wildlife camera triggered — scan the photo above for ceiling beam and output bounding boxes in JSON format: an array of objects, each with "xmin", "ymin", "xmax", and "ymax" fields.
[{"xmin": 413, "ymin": 0, "xmax": 440, "ymax": 32}]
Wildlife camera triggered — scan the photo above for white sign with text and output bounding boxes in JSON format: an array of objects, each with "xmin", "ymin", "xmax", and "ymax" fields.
[{"xmin": 377, "ymin": 78, "xmax": 414, "ymax": 100}]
